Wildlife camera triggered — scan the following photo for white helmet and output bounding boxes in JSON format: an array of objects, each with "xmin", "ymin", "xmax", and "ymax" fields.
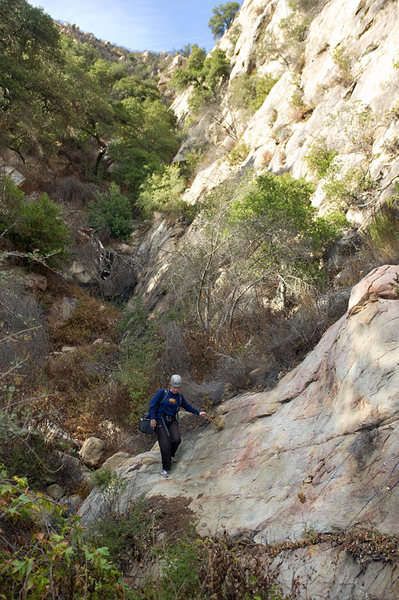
[{"xmin": 170, "ymin": 374, "xmax": 182, "ymax": 387}]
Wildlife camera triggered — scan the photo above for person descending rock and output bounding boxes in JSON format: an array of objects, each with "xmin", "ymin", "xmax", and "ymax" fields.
[{"xmin": 149, "ymin": 374, "xmax": 206, "ymax": 478}]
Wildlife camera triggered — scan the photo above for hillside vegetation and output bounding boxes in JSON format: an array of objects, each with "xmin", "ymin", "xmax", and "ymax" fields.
[{"xmin": 1, "ymin": 0, "xmax": 399, "ymax": 597}]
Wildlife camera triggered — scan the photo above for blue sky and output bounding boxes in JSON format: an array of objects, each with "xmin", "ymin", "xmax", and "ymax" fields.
[{"xmin": 28, "ymin": 0, "xmax": 235, "ymax": 53}]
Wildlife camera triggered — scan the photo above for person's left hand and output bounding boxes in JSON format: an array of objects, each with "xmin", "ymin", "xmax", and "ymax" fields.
[{"xmin": 199, "ymin": 411, "xmax": 206, "ymax": 417}]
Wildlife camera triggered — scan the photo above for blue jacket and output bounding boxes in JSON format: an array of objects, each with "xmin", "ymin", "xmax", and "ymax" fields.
[{"xmin": 149, "ymin": 388, "xmax": 199, "ymax": 420}]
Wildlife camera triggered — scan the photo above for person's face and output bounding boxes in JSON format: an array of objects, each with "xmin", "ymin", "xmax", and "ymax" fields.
[{"xmin": 170, "ymin": 385, "xmax": 180, "ymax": 394}]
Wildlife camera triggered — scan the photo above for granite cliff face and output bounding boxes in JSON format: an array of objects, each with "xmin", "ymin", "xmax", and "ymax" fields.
[
  {"xmin": 177, "ymin": 0, "xmax": 399, "ymax": 206},
  {"xmin": 80, "ymin": 264, "xmax": 399, "ymax": 598},
  {"xmin": 134, "ymin": 0, "xmax": 399, "ymax": 309}
]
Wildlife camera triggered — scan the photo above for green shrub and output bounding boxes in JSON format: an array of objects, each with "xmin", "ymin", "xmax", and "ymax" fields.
[
  {"xmin": 332, "ymin": 46, "xmax": 354, "ymax": 86},
  {"xmin": 88, "ymin": 182, "xmax": 133, "ymax": 240},
  {"xmin": 188, "ymin": 86, "xmax": 214, "ymax": 112},
  {"xmin": 88, "ymin": 498, "xmax": 153, "ymax": 570},
  {"xmin": 323, "ymin": 165, "xmax": 376, "ymax": 209},
  {"xmin": 136, "ymin": 165, "xmax": 186, "ymax": 218},
  {"xmin": 260, "ymin": 4, "xmax": 309, "ymax": 70},
  {"xmin": 305, "ymin": 138, "xmax": 338, "ymax": 178},
  {"xmin": 230, "ymin": 72, "xmax": 278, "ymax": 113},
  {"xmin": 179, "ymin": 148, "xmax": 205, "ymax": 182},
  {"xmin": 227, "ymin": 23, "xmax": 242, "ymax": 48},
  {"xmin": 0, "ymin": 178, "xmax": 72, "ymax": 264},
  {"xmin": 0, "ymin": 467, "xmax": 133, "ymax": 599},
  {"xmin": 91, "ymin": 469, "xmax": 128, "ymax": 515},
  {"xmin": 171, "ymin": 47, "xmax": 230, "ymax": 112},
  {"xmin": 170, "ymin": 45, "xmax": 207, "ymax": 91},
  {"xmin": 228, "ymin": 140, "xmax": 250, "ymax": 166}
]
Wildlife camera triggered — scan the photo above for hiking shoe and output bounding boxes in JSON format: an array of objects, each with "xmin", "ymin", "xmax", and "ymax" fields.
[{"xmin": 161, "ymin": 469, "xmax": 169, "ymax": 478}]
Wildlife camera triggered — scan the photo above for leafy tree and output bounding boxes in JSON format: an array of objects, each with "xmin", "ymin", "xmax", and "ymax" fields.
[
  {"xmin": 108, "ymin": 98, "xmax": 179, "ymax": 196},
  {"xmin": 171, "ymin": 46, "xmax": 231, "ymax": 113},
  {"xmin": 208, "ymin": 2, "xmax": 240, "ymax": 39},
  {"xmin": 111, "ymin": 75, "xmax": 159, "ymax": 102},
  {"xmin": 171, "ymin": 45, "xmax": 207, "ymax": 91},
  {"xmin": 202, "ymin": 48, "xmax": 231, "ymax": 90},
  {"xmin": 0, "ymin": 0, "xmax": 71, "ymax": 159},
  {"xmin": 0, "ymin": 1, "xmax": 180, "ymax": 201}
]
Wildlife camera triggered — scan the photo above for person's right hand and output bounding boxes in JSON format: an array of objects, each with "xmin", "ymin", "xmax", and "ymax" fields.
[{"xmin": 150, "ymin": 419, "xmax": 157, "ymax": 430}]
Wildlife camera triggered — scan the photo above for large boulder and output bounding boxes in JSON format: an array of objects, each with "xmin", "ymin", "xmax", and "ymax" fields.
[
  {"xmin": 80, "ymin": 265, "xmax": 399, "ymax": 598},
  {"xmin": 79, "ymin": 437, "xmax": 105, "ymax": 468}
]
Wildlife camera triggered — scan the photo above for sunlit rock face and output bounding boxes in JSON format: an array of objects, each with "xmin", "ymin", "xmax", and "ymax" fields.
[
  {"xmin": 136, "ymin": 0, "xmax": 399, "ymax": 313},
  {"xmin": 171, "ymin": 0, "xmax": 399, "ymax": 214},
  {"xmin": 80, "ymin": 264, "xmax": 399, "ymax": 598}
]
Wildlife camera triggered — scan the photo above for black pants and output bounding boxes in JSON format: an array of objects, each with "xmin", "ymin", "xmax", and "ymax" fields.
[{"xmin": 156, "ymin": 419, "xmax": 181, "ymax": 471}]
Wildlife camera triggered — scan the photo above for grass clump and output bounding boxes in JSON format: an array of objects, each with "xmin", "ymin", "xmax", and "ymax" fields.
[{"xmin": 228, "ymin": 140, "xmax": 250, "ymax": 166}]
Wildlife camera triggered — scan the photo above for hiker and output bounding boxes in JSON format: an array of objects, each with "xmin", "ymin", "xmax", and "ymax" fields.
[{"xmin": 149, "ymin": 374, "xmax": 206, "ymax": 478}]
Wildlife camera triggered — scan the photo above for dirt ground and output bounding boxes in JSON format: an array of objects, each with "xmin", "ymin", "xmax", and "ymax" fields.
[{"xmin": 145, "ymin": 495, "xmax": 195, "ymax": 541}]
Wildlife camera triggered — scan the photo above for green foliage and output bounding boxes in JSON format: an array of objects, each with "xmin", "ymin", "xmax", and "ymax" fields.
[
  {"xmin": 202, "ymin": 48, "xmax": 231, "ymax": 91},
  {"xmin": 260, "ymin": 4, "xmax": 309, "ymax": 70},
  {"xmin": 0, "ymin": 467, "xmax": 133, "ymax": 599},
  {"xmin": 171, "ymin": 45, "xmax": 207, "ymax": 91},
  {"xmin": 0, "ymin": 178, "xmax": 72, "ymax": 263},
  {"xmin": 0, "ymin": 2, "xmax": 179, "ymax": 196},
  {"xmin": 332, "ymin": 46, "xmax": 354, "ymax": 86},
  {"xmin": 228, "ymin": 141, "xmax": 250, "ymax": 166},
  {"xmin": 305, "ymin": 138, "xmax": 338, "ymax": 178},
  {"xmin": 171, "ymin": 46, "xmax": 230, "ymax": 112},
  {"xmin": 367, "ymin": 194, "xmax": 399, "ymax": 259},
  {"xmin": 88, "ymin": 182, "xmax": 133, "ymax": 240},
  {"xmin": 179, "ymin": 148, "xmax": 205, "ymax": 182},
  {"xmin": 227, "ymin": 23, "xmax": 242, "ymax": 48},
  {"xmin": 0, "ymin": 0, "xmax": 68, "ymax": 158},
  {"xmin": 230, "ymin": 72, "xmax": 278, "ymax": 113},
  {"xmin": 230, "ymin": 172, "xmax": 316, "ymax": 231},
  {"xmin": 88, "ymin": 499, "xmax": 152, "ymax": 569},
  {"xmin": 118, "ymin": 298, "xmax": 164, "ymax": 424},
  {"xmin": 322, "ymin": 164, "xmax": 376, "ymax": 209},
  {"xmin": 208, "ymin": 2, "xmax": 240, "ymax": 40},
  {"xmin": 170, "ymin": 172, "xmax": 345, "ymax": 340},
  {"xmin": 136, "ymin": 165, "xmax": 186, "ymax": 219},
  {"xmin": 111, "ymin": 75, "xmax": 159, "ymax": 102},
  {"xmin": 159, "ymin": 535, "xmax": 202, "ymax": 600},
  {"xmin": 108, "ymin": 98, "xmax": 179, "ymax": 196}
]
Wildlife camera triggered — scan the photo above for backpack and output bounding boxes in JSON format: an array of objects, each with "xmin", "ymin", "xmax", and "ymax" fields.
[{"xmin": 139, "ymin": 390, "xmax": 181, "ymax": 435}]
